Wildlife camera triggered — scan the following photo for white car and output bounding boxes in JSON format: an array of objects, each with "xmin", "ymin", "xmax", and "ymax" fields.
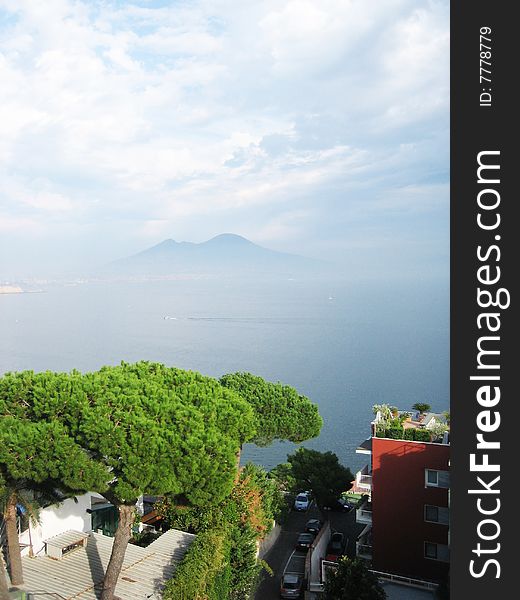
[{"xmin": 294, "ymin": 492, "xmax": 310, "ymax": 511}]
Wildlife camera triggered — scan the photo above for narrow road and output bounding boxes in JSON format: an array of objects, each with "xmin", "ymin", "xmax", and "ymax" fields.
[
  {"xmin": 255, "ymin": 502, "xmax": 365, "ymax": 599},
  {"xmin": 255, "ymin": 504, "xmax": 321, "ymax": 600}
]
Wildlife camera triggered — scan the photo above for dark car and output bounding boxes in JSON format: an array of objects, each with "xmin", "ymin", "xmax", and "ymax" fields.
[
  {"xmin": 295, "ymin": 532, "xmax": 315, "ymax": 551},
  {"xmin": 327, "ymin": 531, "xmax": 345, "ymax": 558},
  {"xmin": 305, "ymin": 519, "xmax": 323, "ymax": 535},
  {"xmin": 280, "ymin": 573, "xmax": 304, "ymax": 599},
  {"xmin": 322, "ymin": 497, "xmax": 352, "ymax": 512}
]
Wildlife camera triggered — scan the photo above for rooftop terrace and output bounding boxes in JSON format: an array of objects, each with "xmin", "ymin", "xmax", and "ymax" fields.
[{"xmin": 371, "ymin": 408, "xmax": 450, "ymax": 445}]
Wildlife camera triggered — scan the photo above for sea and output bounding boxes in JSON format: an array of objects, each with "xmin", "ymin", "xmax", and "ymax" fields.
[{"xmin": 0, "ymin": 276, "xmax": 449, "ymax": 474}]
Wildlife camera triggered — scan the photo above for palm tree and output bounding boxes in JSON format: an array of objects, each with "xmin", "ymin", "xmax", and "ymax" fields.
[
  {"xmin": 0, "ymin": 482, "xmax": 67, "ymax": 586},
  {"xmin": 412, "ymin": 402, "xmax": 431, "ymax": 415},
  {"xmin": 0, "ymin": 552, "xmax": 10, "ymax": 600}
]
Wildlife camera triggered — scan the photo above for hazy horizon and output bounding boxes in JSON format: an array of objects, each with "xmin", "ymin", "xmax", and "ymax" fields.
[{"xmin": 0, "ymin": 0, "xmax": 449, "ymax": 281}]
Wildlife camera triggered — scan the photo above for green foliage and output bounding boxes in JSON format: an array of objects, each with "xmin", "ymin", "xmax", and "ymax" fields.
[
  {"xmin": 372, "ymin": 404, "xmax": 393, "ymax": 420},
  {"xmin": 163, "ymin": 528, "xmax": 229, "ymax": 600},
  {"xmin": 160, "ymin": 463, "xmax": 283, "ymax": 533},
  {"xmin": 383, "ymin": 426, "xmax": 404, "ymax": 439},
  {"xmin": 403, "ymin": 428, "xmax": 415, "ymax": 441},
  {"xmin": 158, "ymin": 463, "xmax": 284, "ymax": 536},
  {"xmin": 228, "ymin": 523, "xmax": 262, "ymax": 599},
  {"xmin": 373, "ymin": 404, "xmax": 411, "ymax": 434},
  {"xmin": 414, "ymin": 429, "xmax": 433, "ymax": 442},
  {"xmin": 412, "ymin": 402, "xmax": 431, "ymax": 414},
  {"xmin": 0, "ymin": 409, "xmax": 109, "ymax": 567},
  {"xmin": 0, "ymin": 408, "xmax": 108, "ymax": 587},
  {"xmin": 287, "ymin": 448, "xmax": 353, "ymax": 508},
  {"xmin": 154, "ymin": 502, "xmax": 212, "ymax": 534},
  {"xmin": 220, "ymin": 372, "xmax": 322, "ymax": 446},
  {"xmin": 2, "ymin": 364, "xmax": 321, "ymax": 509},
  {"xmin": 0, "ymin": 416, "xmax": 108, "ymax": 492},
  {"xmin": 324, "ymin": 557, "xmax": 387, "ymax": 600},
  {"xmin": 1, "ymin": 364, "xmax": 319, "ymax": 596},
  {"xmin": 1, "ymin": 363, "xmax": 256, "ymax": 507},
  {"xmin": 129, "ymin": 529, "xmax": 160, "ymax": 547},
  {"xmin": 269, "ymin": 462, "xmax": 297, "ymax": 493},
  {"xmin": 162, "ymin": 464, "xmax": 280, "ymax": 600},
  {"xmin": 241, "ymin": 463, "xmax": 288, "ymax": 530},
  {"xmin": 378, "ymin": 426, "xmax": 442, "ymax": 443},
  {"xmin": 428, "ymin": 422, "xmax": 449, "ymax": 441}
]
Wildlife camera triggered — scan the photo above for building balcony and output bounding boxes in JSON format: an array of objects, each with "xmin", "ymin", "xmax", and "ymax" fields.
[
  {"xmin": 356, "ymin": 438, "xmax": 372, "ymax": 455},
  {"xmin": 356, "ymin": 524, "xmax": 373, "ymax": 560},
  {"xmin": 356, "ymin": 498, "xmax": 372, "ymax": 525},
  {"xmin": 356, "ymin": 542, "xmax": 373, "ymax": 560},
  {"xmin": 355, "ymin": 464, "xmax": 372, "ymax": 491}
]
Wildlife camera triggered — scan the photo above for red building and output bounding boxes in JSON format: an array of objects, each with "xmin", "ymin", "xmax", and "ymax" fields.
[{"xmin": 355, "ymin": 408, "xmax": 450, "ymax": 584}]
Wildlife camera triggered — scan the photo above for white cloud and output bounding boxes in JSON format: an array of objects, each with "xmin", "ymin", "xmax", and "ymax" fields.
[{"xmin": 0, "ymin": 0, "xmax": 449, "ymax": 273}]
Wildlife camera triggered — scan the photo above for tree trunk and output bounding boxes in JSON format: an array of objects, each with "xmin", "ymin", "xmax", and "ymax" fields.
[
  {"xmin": 100, "ymin": 503, "xmax": 135, "ymax": 600},
  {"xmin": 234, "ymin": 445, "xmax": 242, "ymax": 480},
  {"xmin": 0, "ymin": 553, "xmax": 10, "ymax": 600},
  {"xmin": 4, "ymin": 495, "xmax": 24, "ymax": 586}
]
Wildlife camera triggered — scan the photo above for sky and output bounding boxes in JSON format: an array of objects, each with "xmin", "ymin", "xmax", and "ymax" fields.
[{"xmin": 0, "ymin": 0, "xmax": 449, "ymax": 279}]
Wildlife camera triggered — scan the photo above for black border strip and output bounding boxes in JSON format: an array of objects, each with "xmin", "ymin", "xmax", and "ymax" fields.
[{"xmin": 451, "ymin": 3, "xmax": 515, "ymax": 597}]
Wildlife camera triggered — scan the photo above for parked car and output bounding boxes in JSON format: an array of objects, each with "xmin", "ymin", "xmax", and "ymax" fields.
[
  {"xmin": 326, "ymin": 531, "xmax": 345, "ymax": 558},
  {"xmin": 293, "ymin": 492, "xmax": 310, "ymax": 511},
  {"xmin": 280, "ymin": 573, "xmax": 304, "ymax": 599},
  {"xmin": 295, "ymin": 532, "xmax": 315, "ymax": 551},
  {"xmin": 305, "ymin": 519, "xmax": 323, "ymax": 535},
  {"xmin": 322, "ymin": 497, "xmax": 352, "ymax": 512}
]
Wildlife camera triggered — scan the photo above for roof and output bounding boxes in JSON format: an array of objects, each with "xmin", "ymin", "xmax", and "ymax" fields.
[
  {"xmin": 45, "ymin": 530, "xmax": 89, "ymax": 548},
  {"xmin": 356, "ymin": 438, "xmax": 372, "ymax": 453},
  {"xmin": 421, "ymin": 412, "xmax": 448, "ymax": 427},
  {"xmin": 21, "ymin": 528, "xmax": 195, "ymax": 599}
]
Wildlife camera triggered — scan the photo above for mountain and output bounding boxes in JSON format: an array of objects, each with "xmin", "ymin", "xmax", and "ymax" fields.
[{"xmin": 107, "ymin": 234, "xmax": 325, "ymax": 278}]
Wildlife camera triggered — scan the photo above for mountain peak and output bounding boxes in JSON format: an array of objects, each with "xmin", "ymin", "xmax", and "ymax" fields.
[
  {"xmin": 157, "ymin": 238, "xmax": 178, "ymax": 246},
  {"xmin": 205, "ymin": 233, "xmax": 254, "ymax": 246},
  {"xmin": 109, "ymin": 232, "xmax": 324, "ymax": 278}
]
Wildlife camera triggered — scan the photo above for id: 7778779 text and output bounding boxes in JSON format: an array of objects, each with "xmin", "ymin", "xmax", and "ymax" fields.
[{"xmin": 480, "ymin": 26, "xmax": 492, "ymax": 107}]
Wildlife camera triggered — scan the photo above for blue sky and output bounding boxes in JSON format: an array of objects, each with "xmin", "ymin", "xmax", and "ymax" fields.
[{"xmin": 0, "ymin": 0, "xmax": 449, "ymax": 278}]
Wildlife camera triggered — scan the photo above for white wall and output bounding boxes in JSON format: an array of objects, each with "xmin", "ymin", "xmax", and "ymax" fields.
[
  {"xmin": 309, "ymin": 521, "xmax": 331, "ymax": 586},
  {"xmin": 257, "ymin": 521, "xmax": 281, "ymax": 559},
  {"xmin": 19, "ymin": 493, "xmax": 104, "ymax": 557}
]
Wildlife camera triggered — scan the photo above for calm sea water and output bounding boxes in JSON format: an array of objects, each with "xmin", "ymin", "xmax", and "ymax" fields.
[{"xmin": 0, "ymin": 277, "xmax": 449, "ymax": 474}]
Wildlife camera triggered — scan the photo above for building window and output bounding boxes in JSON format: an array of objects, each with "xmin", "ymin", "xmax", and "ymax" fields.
[
  {"xmin": 425, "ymin": 505, "xmax": 450, "ymax": 525},
  {"xmin": 424, "ymin": 542, "xmax": 438, "ymax": 559},
  {"xmin": 425, "ymin": 505, "xmax": 439, "ymax": 523},
  {"xmin": 425, "ymin": 469, "xmax": 439, "ymax": 486},
  {"xmin": 425, "ymin": 469, "xmax": 450, "ymax": 488},
  {"xmin": 424, "ymin": 542, "xmax": 450, "ymax": 562}
]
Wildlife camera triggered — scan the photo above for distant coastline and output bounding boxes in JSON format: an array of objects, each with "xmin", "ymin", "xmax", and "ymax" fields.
[
  {"xmin": 0, "ymin": 285, "xmax": 24, "ymax": 294},
  {"xmin": 0, "ymin": 285, "xmax": 45, "ymax": 295}
]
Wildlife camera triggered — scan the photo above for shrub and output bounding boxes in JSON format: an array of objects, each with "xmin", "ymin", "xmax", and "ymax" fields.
[
  {"xmin": 404, "ymin": 428, "xmax": 415, "ymax": 440},
  {"xmin": 324, "ymin": 557, "xmax": 387, "ymax": 599},
  {"xmin": 162, "ymin": 464, "xmax": 281, "ymax": 600},
  {"xmin": 163, "ymin": 528, "xmax": 228, "ymax": 600},
  {"xmin": 385, "ymin": 426, "xmax": 404, "ymax": 439},
  {"xmin": 414, "ymin": 429, "xmax": 432, "ymax": 442}
]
